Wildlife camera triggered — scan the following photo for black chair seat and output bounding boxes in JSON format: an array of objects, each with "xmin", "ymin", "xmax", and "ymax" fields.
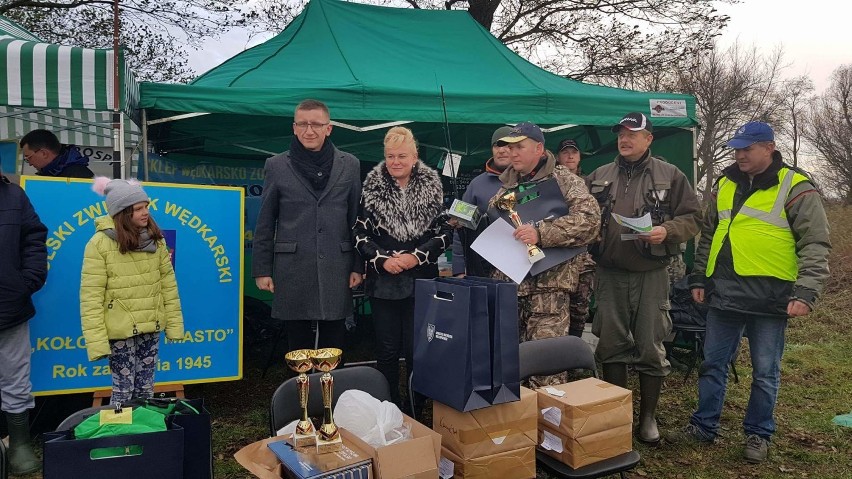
[
  {"xmin": 537, "ymin": 450, "xmax": 641, "ymax": 479},
  {"xmin": 519, "ymin": 335, "xmax": 598, "ymax": 380}
]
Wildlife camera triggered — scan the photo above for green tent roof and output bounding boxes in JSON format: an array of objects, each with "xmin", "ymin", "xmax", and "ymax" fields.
[{"xmin": 140, "ymin": 0, "xmax": 696, "ymax": 127}]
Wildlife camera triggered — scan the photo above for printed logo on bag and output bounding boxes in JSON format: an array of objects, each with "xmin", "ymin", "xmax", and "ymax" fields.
[{"xmin": 426, "ymin": 323, "xmax": 453, "ymax": 342}]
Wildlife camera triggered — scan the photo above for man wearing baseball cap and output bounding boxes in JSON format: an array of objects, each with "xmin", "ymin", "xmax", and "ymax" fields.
[
  {"xmin": 489, "ymin": 122, "xmax": 601, "ymax": 387},
  {"xmin": 556, "ymin": 138, "xmax": 583, "ymax": 175},
  {"xmin": 586, "ymin": 112, "xmax": 701, "ymax": 445},
  {"xmin": 556, "ymin": 138, "xmax": 595, "ymax": 337},
  {"xmin": 451, "ymin": 126, "xmax": 514, "ymax": 277},
  {"xmin": 671, "ymin": 121, "xmax": 830, "ymax": 463}
]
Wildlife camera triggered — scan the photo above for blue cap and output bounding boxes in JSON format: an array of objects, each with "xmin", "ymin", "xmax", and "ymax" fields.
[
  {"xmin": 726, "ymin": 121, "xmax": 774, "ymax": 149},
  {"xmin": 500, "ymin": 122, "xmax": 545, "ymax": 144}
]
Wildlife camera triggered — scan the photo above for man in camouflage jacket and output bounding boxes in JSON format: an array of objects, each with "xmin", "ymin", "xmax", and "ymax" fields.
[{"xmin": 489, "ymin": 123, "xmax": 601, "ymax": 387}]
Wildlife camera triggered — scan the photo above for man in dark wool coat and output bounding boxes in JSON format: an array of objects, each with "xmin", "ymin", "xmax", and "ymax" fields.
[{"xmin": 253, "ymin": 99, "xmax": 363, "ymax": 352}]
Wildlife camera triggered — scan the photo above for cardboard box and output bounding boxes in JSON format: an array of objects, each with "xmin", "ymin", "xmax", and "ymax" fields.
[
  {"xmin": 432, "ymin": 387, "xmax": 537, "ymax": 460},
  {"xmin": 538, "ymin": 422, "xmax": 632, "ymax": 470},
  {"xmin": 440, "ymin": 445, "xmax": 535, "ymax": 479},
  {"xmin": 345, "ymin": 414, "xmax": 442, "ymax": 479},
  {"xmin": 234, "ymin": 430, "xmax": 374, "ymax": 479},
  {"xmin": 536, "ymin": 378, "xmax": 632, "ymax": 439}
]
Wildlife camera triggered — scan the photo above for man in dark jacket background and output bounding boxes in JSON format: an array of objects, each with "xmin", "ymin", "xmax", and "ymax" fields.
[
  {"xmin": 451, "ymin": 126, "xmax": 513, "ymax": 277},
  {"xmin": 556, "ymin": 138, "xmax": 596, "ymax": 337},
  {"xmin": 0, "ymin": 166, "xmax": 48, "ymax": 474},
  {"xmin": 19, "ymin": 129, "xmax": 95, "ymax": 178},
  {"xmin": 253, "ymin": 99, "xmax": 363, "ymax": 352}
]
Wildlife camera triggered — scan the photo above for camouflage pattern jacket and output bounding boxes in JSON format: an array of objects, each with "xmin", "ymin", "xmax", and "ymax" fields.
[{"xmin": 490, "ymin": 152, "xmax": 601, "ymax": 296}]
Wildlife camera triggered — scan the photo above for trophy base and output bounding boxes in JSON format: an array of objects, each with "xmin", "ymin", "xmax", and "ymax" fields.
[
  {"xmin": 315, "ymin": 434, "xmax": 343, "ymax": 454},
  {"xmin": 292, "ymin": 430, "xmax": 317, "ymax": 447},
  {"xmin": 528, "ymin": 250, "xmax": 546, "ymax": 264}
]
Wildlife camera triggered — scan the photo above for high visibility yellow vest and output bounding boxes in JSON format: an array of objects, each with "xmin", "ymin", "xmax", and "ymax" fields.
[{"xmin": 706, "ymin": 168, "xmax": 808, "ymax": 281}]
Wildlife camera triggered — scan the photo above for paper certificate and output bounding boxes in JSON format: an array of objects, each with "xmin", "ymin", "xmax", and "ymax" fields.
[{"xmin": 471, "ymin": 219, "xmax": 532, "ymax": 284}]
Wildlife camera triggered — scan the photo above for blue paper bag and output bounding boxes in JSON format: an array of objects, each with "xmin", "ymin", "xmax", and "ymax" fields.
[
  {"xmin": 412, "ymin": 278, "xmax": 492, "ymax": 412},
  {"xmin": 438, "ymin": 276, "xmax": 520, "ymax": 405}
]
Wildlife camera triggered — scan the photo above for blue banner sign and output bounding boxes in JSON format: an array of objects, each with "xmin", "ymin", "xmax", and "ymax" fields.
[
  {"xmin": 139, "ymin": 152, "xmax": 265, "ymax": 250},
  {"xmin": 138, "ymin": 152, "xmax": 271, "ymax": 301},
  {"xmin": 20, "ymin": 177, "xmax": 244, "ymax": 395}
]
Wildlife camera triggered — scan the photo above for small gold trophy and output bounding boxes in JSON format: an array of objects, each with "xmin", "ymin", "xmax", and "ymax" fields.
[
  {"xmin": 284, "ymin": 349, "xmax": 317, "ymax": 447},
  {"xmin": 496, "ymin": 191, "xmax": 546, "ymax": 264},
  {"xmin": 310, "ymin": 348, "xmax": 343, "ymax": 453}
]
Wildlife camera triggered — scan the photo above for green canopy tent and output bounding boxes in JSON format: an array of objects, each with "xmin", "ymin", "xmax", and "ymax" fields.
[
  {"xmin": 139, "ymin": 0, "xmax": 697, "ymax": 179},
  {"xmin": 139, "ymin": 0, "xmax": 700, "ymax": 299},
  {"xmin": 0, "ymin": 15, "xmax": 140, "ymax": 176}
]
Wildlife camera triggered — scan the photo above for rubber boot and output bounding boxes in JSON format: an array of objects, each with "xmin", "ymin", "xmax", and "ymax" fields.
[
  {"xmin": 638, "ymin": 374, "xmax": 663, "ymax": 446},
  {"xmin": 601, "ymin": 363, "xmax": 628, "ymax": 388},
  {"xmin": 6, "ymin": 410, "xmax": 41, "ymax": 474}
]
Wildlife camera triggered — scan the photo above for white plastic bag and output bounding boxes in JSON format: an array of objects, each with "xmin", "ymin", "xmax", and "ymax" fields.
[{"xmin": 333, "ymin": 390, "xmax": 411, "ymax": 447}]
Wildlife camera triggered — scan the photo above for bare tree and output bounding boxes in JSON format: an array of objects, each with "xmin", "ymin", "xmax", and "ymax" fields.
[
  {"xmin": 4, "ymin": 0, "xmax": 731, "ymax": 84},
  {"xmin": 775, "ymin": 76, "xmax": 815, "ymax": 168},
  {"xmin": 805, "ymin": 65, "xmax": 852, "ymax": 204},
  {"xmin": 674, "ymin": 43, "xmax": 786, "ymax": 199},
  {"xmin": 2, "ymin": 0, "xmax": 244, "ymax": 82},
  {"xmin": 244, "ymin": 0, "xmax": 731, "ymax": 82}
]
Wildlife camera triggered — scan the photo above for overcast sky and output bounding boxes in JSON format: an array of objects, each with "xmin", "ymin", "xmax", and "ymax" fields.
[
  {"xmin": 187, "ymin": 0, "xmax": 849, "ymax": 93},
  {"xmin": 714, "ymin": 0, "xmax": 847, "ymax": 93}
]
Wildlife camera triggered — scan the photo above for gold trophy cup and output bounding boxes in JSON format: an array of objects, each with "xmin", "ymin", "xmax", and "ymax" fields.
[
  {"xmin": 496, "ymin": 191, "xmax": 546, "ymax": 264},
  {"xmin": 310, "ymin": 348, "xmax": 344, "ymax": 453},
  {"xmin": 284, "ymin": 349, "xmax": 317, "ymax": 447}
]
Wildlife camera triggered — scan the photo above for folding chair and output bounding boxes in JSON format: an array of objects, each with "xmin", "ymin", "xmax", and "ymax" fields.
[
  {"xmin": 269, "ymin": 365, "xmax": 392, "ymax": 436},
  {"xmin": 519, "ymin": 335, "xmax": 640, "ymax": 479},
  {"xmin": 670, "ymin": 323, "xmax": 739, "ymax": 384}
]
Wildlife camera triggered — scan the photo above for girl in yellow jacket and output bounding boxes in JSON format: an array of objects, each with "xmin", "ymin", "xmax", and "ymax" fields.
[{"xmin": 80, "ymin": 177, "xmax": 184, "ymax": 404}]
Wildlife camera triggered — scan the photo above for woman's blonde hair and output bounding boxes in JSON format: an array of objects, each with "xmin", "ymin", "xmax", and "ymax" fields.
[{"xmin": 384, "ymin": 126, "xmax": 418, "ymax": 154}]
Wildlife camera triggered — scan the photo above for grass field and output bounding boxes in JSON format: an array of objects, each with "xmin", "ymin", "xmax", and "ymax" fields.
[{"xmin": 18, "ymin": 205, "xmax": 852, "ymax": 478}]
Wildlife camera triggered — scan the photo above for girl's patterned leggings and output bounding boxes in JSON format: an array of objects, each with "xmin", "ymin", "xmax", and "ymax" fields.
[{"xmin": 108, "ymin": 332, "xmax": 160, "ymax": 405}]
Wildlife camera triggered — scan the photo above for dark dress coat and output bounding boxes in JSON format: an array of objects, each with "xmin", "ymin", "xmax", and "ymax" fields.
[{"xmin": 252, "ymin": 147, "xmax": 362, "ymax": 321}]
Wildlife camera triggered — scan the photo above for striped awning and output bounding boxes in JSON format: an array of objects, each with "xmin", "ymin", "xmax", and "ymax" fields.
[
  {"xmin": 1, "ymin": 38, "xmax": 139, "ymax": 116},
  {"xmin": 0, "ymin": 105, "xmax": 140, "ymax": 148}
]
